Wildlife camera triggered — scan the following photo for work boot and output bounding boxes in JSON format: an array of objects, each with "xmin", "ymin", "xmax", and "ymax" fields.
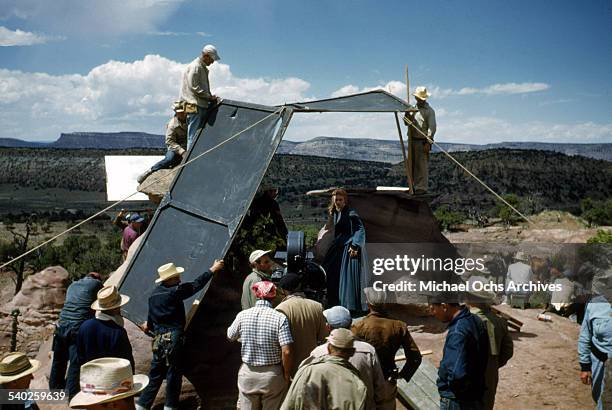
[{"xmin": 137, "ymin": 168, "xmax": 153, "ymax": 184}]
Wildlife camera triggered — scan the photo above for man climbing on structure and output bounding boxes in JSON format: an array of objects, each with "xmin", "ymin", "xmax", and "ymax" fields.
[
  {"xmin": 404, "ymin": 86, "xmax": 436, "ymax": 195},
  {"xmin": 137, "ymin": 101, "xmax": 188, "ymax": 183},
  {"xmin": 179, "ymin": 44, "xmax": 221, "ymax": 151}
]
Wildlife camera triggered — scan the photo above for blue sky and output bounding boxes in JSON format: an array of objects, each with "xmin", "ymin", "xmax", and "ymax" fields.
[{"xmin": 0, "ymin": 0, "xmax": 611, "ymax": 143}]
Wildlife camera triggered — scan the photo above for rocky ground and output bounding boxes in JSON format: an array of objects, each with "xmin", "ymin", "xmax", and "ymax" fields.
[{"xmin": 1, "ymin": 213, "xmax": 609, "ymax": 409}]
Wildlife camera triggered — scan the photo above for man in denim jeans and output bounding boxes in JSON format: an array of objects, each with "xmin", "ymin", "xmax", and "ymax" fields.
[
  {"xmin": 429, "ymin": 292, "xmax": 489, "ymax": 410},
  {"xmin": 49, "ymin": 272, "xmax": 103, "ymax": 399},
  {"xmin": 179, "ymin": 44, "xmax": 221, "ymax": 151},
  {"xmin": 136, "ymin": 260, "xmax": 224, "ymax": 410}
]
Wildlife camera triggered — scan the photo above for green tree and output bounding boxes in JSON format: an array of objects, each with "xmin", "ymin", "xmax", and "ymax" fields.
[
  {"xmin": 433, "ymin": 206, "xmax": 465, "ymax": 232},
  {"xmin": 587, "ymin": 229, "xmax": 612, "ymax": 244},
  {"xmin": 496, "ymin": 194, "xmax": 521, "ymax": 226}
]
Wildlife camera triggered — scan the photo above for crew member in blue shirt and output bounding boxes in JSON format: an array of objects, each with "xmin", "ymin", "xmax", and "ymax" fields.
[
  {"xmin": 136, "ymin": 259, "xmax": 224, "ymax": 410},
  {"xmin": 49, "ymin": 272, "xmax": 103, "ymax": 398},
  {"xmin": 429, "ymin": 292, "xmax": 489, "ymax": 410}
]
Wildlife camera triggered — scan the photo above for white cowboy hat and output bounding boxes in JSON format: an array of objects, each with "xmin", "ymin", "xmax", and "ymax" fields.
[
  {"xmin": 413, "ymin": 86, "xmax": 431, "ymax": 100},
  {"xmin": 156, "ymin": 262, "xmax": 185, "ymax": 284},
  {"xmin": 0, "ymin": 352, "xmax": 40, "ymax": 384},
  {"xmin": 69, "ymin": 358, "xmax": 148, "ymax": 408},
  {"xmin": 91, "ymin": 285, "xmax": 130, "ymax": 311}
]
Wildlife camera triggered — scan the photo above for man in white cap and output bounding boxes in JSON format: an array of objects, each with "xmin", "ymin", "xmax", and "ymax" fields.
[
  {"xmin": 464, "ymin": 290, "xmax": 513, "ymax": 410},
  {"xmin": 241, "ymin": 249, "xmax": 282, "ymax": 309},
  {"xmin": 281, "ymin": 328, "xmax": 367, "ymax": 410},
  {"xmin": 137, "ymin": 259, "xmax": 224, "ymax": 410},
  {"xmin": 137, "ymin": 101, "xmax": 188, "ymax": 184},
  {"xmin": 0, "ymin": 352, "xmax": 40, "ymax": 410},
  {"xmin": 179, "ymin": 44, "xmax": 222, "ymax": 151},
  {"xmin": 504, "ymin": 251, "xmax": 533, "ymax": 306},
  {"xmin": 77, "ymin": 286, "xmax": 134, "ymax": 373},
  {"xmin": 403, "ymin": 86, "xmax": 436, "ymax": 194},
  {"xmin": 305, "ymin": 305, "xmax": 385, "ymax": 409},
  {"xmin": 69, "ymin": 358, "xmax": 149, "ymax": 409}
]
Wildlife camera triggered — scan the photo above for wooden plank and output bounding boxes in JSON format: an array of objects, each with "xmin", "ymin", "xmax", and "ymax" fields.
[
  {"xmin": 491, "ymin": 306, "xmax": 524, "ymax": 331},
  {"xmin": 396, "ymin": 357, "xmax": 440, "ymax": 410}
]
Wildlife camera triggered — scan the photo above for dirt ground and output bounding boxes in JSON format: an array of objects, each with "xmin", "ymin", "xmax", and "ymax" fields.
[{"xmin": 391, "ymin": 304, "xmax": 593, "ymax": 410}]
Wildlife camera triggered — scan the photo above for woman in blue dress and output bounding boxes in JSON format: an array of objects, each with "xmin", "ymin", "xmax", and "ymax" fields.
[{"xmin": 321, "ymin": 188, "xmax": 368, "ymax": 313}]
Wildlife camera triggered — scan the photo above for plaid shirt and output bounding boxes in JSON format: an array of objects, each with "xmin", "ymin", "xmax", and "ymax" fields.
[{"xmin": 227, "ymin": 299, "xmax": 293, "ymax": 366}]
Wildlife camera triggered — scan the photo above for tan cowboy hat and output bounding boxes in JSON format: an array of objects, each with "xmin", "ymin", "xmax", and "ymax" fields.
[
  {"xmin": 0, "ymin": 352, "xmax": 40, "ymax": 384},
  {"xmin": 91, "ymin": 285, "xmax": 130, "ymax": 311},
  {"xmin": 69, "ymin": 358, "xmax": 149, "ymax": 408},
  {"xmin": 156, "ymin": 262, "xmax": 184, "ymax": 284},
  {"xmin": 413, "ymin": 86, "xmax": 431, "ymax": 100}
]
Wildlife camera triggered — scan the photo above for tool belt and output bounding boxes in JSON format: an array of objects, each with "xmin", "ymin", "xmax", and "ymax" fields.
[
  {"xmin": 152, "ymin": 330, "xmax": 183, "ymax": 366},
  {"xmin": 184, "ymin": 103, "xmax": 198, "ymax": 114}
]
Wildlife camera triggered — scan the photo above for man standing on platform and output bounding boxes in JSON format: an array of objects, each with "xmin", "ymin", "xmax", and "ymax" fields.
[
  {"xmin": 404, "ymin": 86, "xmax": 436, "ymax": 194},
  {"xmin": 179, "ymin": 44, "xmax": 221, "ymax": 150}
]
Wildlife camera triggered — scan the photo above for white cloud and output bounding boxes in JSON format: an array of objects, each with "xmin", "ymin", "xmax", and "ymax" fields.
[
  {"xmin": 0, "ymin": 55, "xmax": 311, "ymax": 140},
  {"xmin": 0, "ymin": 0, "xmax": 185, "ymax": 36},
  {"xmin": 430, "ymin": 82, "xmax": 550, "ymax": 98},
  {"xmin": 0, "ymin": 26, "xmax": 63, "ymax": 46},
  {"xmin": 0, "ymin": 59, "xmax": 609, "ymax": 144}
]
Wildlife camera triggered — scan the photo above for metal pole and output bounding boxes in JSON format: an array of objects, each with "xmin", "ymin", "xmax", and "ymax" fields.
[
  {"xmin": 405, "ymin": 65, "xmax": 415, "ymax": 194},
  {"xmin": 394, "ymin": 112, "xmax": 414, "ymax": 192}
]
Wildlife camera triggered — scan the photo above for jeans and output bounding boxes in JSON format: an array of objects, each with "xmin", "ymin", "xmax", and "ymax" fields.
[
  {"xmin": 151, "ymin": 150, "xmax": 183, "ymax": 172},
  {"xmin": 440, "ymin": 397, "xmax": 483, "ymax": 410},
  {"xmin": 49, "ymin": 321, "xmax": 81, "ymax": 399},
  {"xmin": 137, "ymin": 333, "xmax": 184, "ymax": 409},
  {"xmin": 186, "ymin": 108, "xmax": 209, "ymax": 151}
]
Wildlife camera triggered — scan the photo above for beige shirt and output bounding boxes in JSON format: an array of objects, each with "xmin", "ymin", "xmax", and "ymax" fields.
[
  {"xmin": 281, "ymin": 355, "xmax": 367, "ymax": 410},
  {"xmin": 165, "ymin": 116, "xmax": 187, "ymax": 155},
  {"xmin": 180, "ymin": 57, "xmax": 212, "ymax": 108},
  {"xmin": 306, "ymin": 340, "xmax": 385, "ymax": 409},
  {"xmin": 276, "ymin": 294, "xmax": 328, "ymax": 376},
  {"xmin": 406, "ymin": 101, "xmax": 436, "ymax": 140}
]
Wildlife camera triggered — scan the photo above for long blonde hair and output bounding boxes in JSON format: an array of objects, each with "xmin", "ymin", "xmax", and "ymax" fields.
[{"xmin": 327, "ymin": 188, "xmax": 348, "ymax": 215}]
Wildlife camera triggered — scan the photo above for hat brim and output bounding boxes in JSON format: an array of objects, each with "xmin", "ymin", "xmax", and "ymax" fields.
[
  {"xmin": 91, "ymin": 294, "xmax": 130, "ymax": 311},
  {"xmin": 249, "ymin": 250, "xmax": 273, "ymax": 265},
  {"xmin": 155, "ymin": 267, "xmax": 184, "ymax": 283},
  {"xmin": 412, "ymin": 92, "xmax": 430, "ymax": 100},
  {"xmin": 0, "ymin": 359, "xmax": 40, "ymax": 384},
  {"xmin": 69, "ymin": 374, "xmax": 149, "ymax": 408}
]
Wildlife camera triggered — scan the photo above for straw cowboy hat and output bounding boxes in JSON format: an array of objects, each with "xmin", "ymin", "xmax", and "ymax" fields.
[
  {"xmin": 69, "ymin": 358, "xmax": 148, "ymax": 408},
  {"xmin": 0, "ymin": 352, "xmax": 40, "ymax": 384},
  {"xmin": 156, "ymin": 262, "xmax": 184, "ymax": 284},
  {"xmin": 91, "ymin": 285, "xmax": 130, "ymax": 311},
  {"xmin": 413, "ymin": 86, "xmax": 431, "ymax": 101}
]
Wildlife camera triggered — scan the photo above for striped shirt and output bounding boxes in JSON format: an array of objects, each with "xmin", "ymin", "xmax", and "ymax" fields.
[{"xmin": 227, "ymin": 299, "xmax": 293, "ymax": 366}]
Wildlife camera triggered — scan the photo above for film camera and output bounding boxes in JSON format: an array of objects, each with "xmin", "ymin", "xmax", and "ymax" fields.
[{"xmin": 273, "ymin": 231, "xmax": 327, "ymax": 302}]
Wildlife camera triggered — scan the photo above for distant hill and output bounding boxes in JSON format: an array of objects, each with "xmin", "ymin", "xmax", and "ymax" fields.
[
  {"xmin": 278, "ymin": 137, "xmax": 612, "ymax": 162},
  {"xmin": 0, "ymin": 147, "xmax": 609, "ymax": 219},
  {"xmin": 1, "ymin": 133, "xmax": 610, "ymax": 161},
  {"xmin": 0, "ymin": 132, "xmax": 164, "ymax": 150}
]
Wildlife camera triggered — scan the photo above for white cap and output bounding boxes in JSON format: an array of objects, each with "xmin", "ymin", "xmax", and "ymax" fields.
[
  {"xmin": 249, "ymin": 249, "xmax": 272, "ymax": 265},
  {"xmin": 202, "ymin": 44, "xmax": 220, "ymax": 61}
]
